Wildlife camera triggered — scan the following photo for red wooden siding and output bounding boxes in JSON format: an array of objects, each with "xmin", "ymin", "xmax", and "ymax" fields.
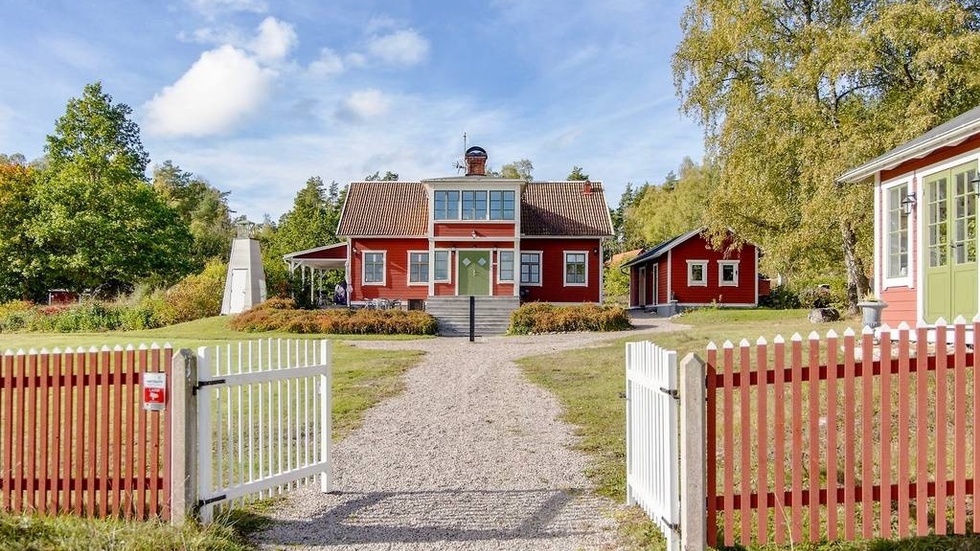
[
  {"xmin": 349, "ymin": 238, "xmax": 429, "ymax": 301},
  {"xmin": 0, "ymin": 345, "xmax": 172, "ymax": 519},
  {"xmin": 881, "ymin": 287, "xmax": 916, "ymax": 327},
  {"xmin": 657, "ymin": 258, "xmax": 669, "ymax": 304},
  {"xmin": 433, "ymin": 222, "xmax": 516, "ymax": 238},
  {"xmin": 668, "ymin": 238, "xmax": 757, "ymax": 305},
  {"xmin": 880, "ymin": 134, "xmax": 980, "ymax": 182},
  {"xmin": 706, "ymin": 322, "xmax": 980, "ymax": 547},
  {"xmin": 520, "ymin": 238, "xmax": 602, "ymax": 303}
]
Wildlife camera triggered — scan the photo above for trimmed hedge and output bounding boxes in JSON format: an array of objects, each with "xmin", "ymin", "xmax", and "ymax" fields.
[
  {"xmin": 509, "ymin": 302, "xmax": 633, "ymax": 334},
  {"xmin": 230, "ymin": 299, "xmax": 438, "ymax": 335}
]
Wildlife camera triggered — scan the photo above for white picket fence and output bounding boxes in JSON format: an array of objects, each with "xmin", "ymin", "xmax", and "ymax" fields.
[
  {"xmin": 194, "ymin": 339, "xmax": 332, "ymax": 522},
  {"xmin": 625, "ymin": 340, "xmax": 680, "ymax": 551}
]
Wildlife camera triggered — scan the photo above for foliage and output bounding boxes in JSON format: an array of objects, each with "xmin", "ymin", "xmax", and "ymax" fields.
[
  {"xmin": 509, "ymin": 303, "xmax": 632, "ymax": 334},
  {"xmin": 152, "ymin": 160, "xmax": 234, "ymax": 264},
  {"xmin": 500, "ymin": 159, "xmax": 534, "ymax": 181},
  {"xmin": 230, "ymin": 300, "xmax": 438, "ymax": 335},
  {"xmin": 0, "ymin": 164, "xmax": 41, "ymax": 301},
  {"xmin": 607, "ymin": 181, "xmax": 645, "ymax": 257},
  {"xmin": 624, "ymin": 157, "xmax": 717, "ymax": 247},
  {"xmin": 673, "ymin": 0, "xmax": 980, "ymax": 310},
  {"xmin": 759, "ymin": 285, "xmax": 802, "ymax": 310},
  {"xmin": 156, "ymin": 259, "xmax": 227, "ymax": 325},
  {"xmin": 566, "ymin": 166, "xmax": 589, "ymax": 181},
  {"xmin": 17, "ymin": 82, "xmax": 194, "ymax": 297},
  {"xmin": 364, "ymin": 170, "xmax": 398, "ymax": 181},
  {"xmin": 602, "ymin": 253, "xmax": 636, "ymax": 305}
]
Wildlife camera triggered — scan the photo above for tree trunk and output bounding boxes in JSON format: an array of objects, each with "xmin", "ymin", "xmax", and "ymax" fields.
[{"xmin": 840, "ymin": 221, "xmax": 869, "ymax": 314}]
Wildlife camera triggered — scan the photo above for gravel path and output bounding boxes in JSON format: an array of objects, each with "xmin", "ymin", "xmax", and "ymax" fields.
[{"xmin": 254, "ymin": 313, "xmax": 684, "ymax": 550}]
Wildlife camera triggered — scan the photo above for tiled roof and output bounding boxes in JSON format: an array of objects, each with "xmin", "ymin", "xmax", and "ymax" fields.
[
  {"xmin": 336, "ymin": 180, "xmax": 613, "ymax": 238},
  {"xmin": 520, "ymin": 182, "xmax": 613, "ymax": 237},
  {"xmin": 337, "ymin": 181, "xmax": 428, "ymax": 236}
]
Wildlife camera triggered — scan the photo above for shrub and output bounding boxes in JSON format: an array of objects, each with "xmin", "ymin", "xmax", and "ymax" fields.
[
  {"xmin": 161, "ymin": 259, "xmax": 226, "ymax": 325},
  {"xmin": 230, "ymin": 300, "xmax": 438, "ymax": 335},
  {"xmin": 509, "ymin": 302, "xmax": 632, "ymax": 334},
  {"xmin": 759, "ymin": 285, "xmax": 801, "ymax": 309}
]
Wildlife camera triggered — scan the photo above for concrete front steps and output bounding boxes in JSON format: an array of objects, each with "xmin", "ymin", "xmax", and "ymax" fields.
[{"xmin": 425, "ymin": 296, "xmax": 520, "ymax": 336}]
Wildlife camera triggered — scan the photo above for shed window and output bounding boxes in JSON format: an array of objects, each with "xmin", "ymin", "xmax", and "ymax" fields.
[{"xmin": 687, "ymin": 260, "xmax": 707, "ymax": 287}]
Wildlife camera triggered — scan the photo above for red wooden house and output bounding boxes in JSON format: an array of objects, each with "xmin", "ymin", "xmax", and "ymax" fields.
[
  {"xmin": 622, "ymin": 229, "xmax": 762, "ymax": 314},
  {"xmin": 839, "ymin": 105, "xmax": 980, "ymax": 328},
  {"xmin": 286, "ymin": 146, "xmax": 613, "ymax": 332}
]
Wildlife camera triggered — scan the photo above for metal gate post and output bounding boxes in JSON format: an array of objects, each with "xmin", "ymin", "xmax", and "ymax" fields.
[{"xmin": 170, "ymin": 349, "xmax": 198, "ymax": 525}]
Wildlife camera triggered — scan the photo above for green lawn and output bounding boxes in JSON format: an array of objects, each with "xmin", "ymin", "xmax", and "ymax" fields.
[
  {"xmin": 0, "ymin": 316, "xmax": 425, "ymax": 549},
  {"xmin": 518, "ymin": 308, "xmax": 980, "ymax": 551}
]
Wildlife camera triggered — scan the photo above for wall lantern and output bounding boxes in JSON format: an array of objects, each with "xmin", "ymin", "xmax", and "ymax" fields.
[
  {"xmin": 971, "ymin": 173, "xmax": 980, "ymax": 196},
  {"xmin": 901, "ymin": 192, "xmax": 916, "ymax": 216}
]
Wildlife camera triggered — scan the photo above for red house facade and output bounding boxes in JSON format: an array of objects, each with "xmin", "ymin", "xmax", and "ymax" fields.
[
  {"xmin": 329, "ymin": 147, "xmax": 613, "ymax": 309},
  {"xmin": 839, "ymin": 105, "xmax": 980, "ymax": 329},
  {"xmin": 622, "ymin": 229, "xmax": 762, "ymax": 314}
]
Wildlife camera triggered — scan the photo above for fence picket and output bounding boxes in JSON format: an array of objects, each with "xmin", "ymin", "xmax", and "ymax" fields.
[
  {"xmin": 879, "ymin": 326, "xmax": 893, "ymax": 539},
  {"xmin": 772, "ymin": 335, "xmax": 786, "ymax": 545},
  {"xmin": 973, "ymin": 317, "xmax": 980, "ymax": 534},
  {"xmin": 843, "ymin": 329, "xmax": 856, "ymax": 540},
  {"xmin": 861, "ymin": 328, "xmax": 875, "ymax": 538},
  {"xmin": 934, "ymin": 324, "xmax": 948, "ymax": 536},
  {"xmin": 755, "ymin": 336, "xmax": 768, "ymax": 544},
  {"xmin": 807, "ymin": 332, "xmax": 820, "ymax": 541},
  {"xmin": 825, "ymin": 330, "xmax": 839, "ymax": 540},
  {"xmin": 897, "ymin": 325, "xmax": 910, "ymax": 536},
  {"xmin": 705, "ymin": 342, "xmax": 718, "ymax": 548},
  {"xmin": 790, "ymin": 333, "xmax": 803, "ymax": 543}
]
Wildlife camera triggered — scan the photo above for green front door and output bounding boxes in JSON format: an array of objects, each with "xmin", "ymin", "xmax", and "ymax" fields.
[
  {"xmin": 925, "ymin": 161, "xmax": 978, "ymax": 322},
  {"xmin": 458, "ymin": 250, "xmax": 491, "ymax": 296}
]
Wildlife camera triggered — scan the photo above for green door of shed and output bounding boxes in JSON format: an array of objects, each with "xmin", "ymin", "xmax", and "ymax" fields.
[
  {"xmin": 925, "ymin": 162, "xmax": 978, "ymax": 323},
  {"xmin": 458, "ymin": 250, "xmax": 491, "ymax": 296}
]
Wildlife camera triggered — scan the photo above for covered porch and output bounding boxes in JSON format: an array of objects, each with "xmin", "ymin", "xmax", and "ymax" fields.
[{"xmin": 283, "ymin": 242, "xmax": 349, "ymax": 306}]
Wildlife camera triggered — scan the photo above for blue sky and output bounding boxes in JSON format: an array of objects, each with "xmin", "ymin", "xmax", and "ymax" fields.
[{"xmin": 0, "ymin": 0, "xmax": 704, "ymax": 223}]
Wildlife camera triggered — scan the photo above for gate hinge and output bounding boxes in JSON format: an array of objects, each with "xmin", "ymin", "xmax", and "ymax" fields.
[
  {"xmin": 193, "ymin": 378, "xmax": 227, "ymax": 395},
  {"xmin": 659, "ymin": 387, "xmax": 679, "ymax": 400},
  {"xmin": 197, "ymin": 494, "xmax": 227, "ymax": 508},
  {"xmin": 662, "ymin": 517, "xmax": 681, "ymax": 535}
]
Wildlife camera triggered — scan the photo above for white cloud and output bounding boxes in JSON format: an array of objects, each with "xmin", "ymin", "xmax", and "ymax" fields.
[
  {"xmin": 366, "ymin": 29, "xmax": 429, "ymax": 66},
  {"xmin": 337, "ymin": 89, "xmax": 391, "ymax": 121},
  {"xmin": 249, "ymin": 17, "xmax": 297, "ymax": 63},
  {"xmin": 344, "ymin": 52, "xmax": 368, "ymax": 69},
  {"xmin": 143, "ymin": 45, "xmax": 275, "ymax": 137},
  {"xmin": 309, "ymin": 48, "xmax": 345, "ymax": 76},
  {"xmin": 178, "ymin": 26, "xmax": 247, "ymax": 47},
  {"xmin": 187, "ymin": 0, "xmax": 266, "ymax": 17}
]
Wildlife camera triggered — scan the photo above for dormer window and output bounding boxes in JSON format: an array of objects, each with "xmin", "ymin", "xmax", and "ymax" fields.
[
  {"xmin": 490, "ymin": 190, "xmax": 515, "ymax": 220},
  {"xmin": 434, "ymin": 190, "xmax": 459, "ymax": 220},
  {"xmin": 433, "ymin": 188, "xmax": 515, "ymax": 221}
]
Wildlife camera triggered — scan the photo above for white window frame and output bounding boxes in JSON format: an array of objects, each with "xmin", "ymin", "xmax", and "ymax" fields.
[
  {"xmin": 497, "ymin": 250, "xmax": 515, "ymax": 282},
  {"xmin": 883, "ymin": 180, "xmax": 911, "ymax": 286},
  {"xmin": 489, "ymin": 190, "xmax": 516, "ymax": 220},
  {"xmin": 563, "ymin": 251, "xmax": 588, "ymax": 287},
  {"xmin": 718, "ymin": 260, "xmax": 739, "ymax": 287},
  {"xmin": 408, "ymin": 251, "xmax": 429, "ymax": 285},
  {"xmin": 520, "ymin": 251, "xmax": 542, "ymax": 286},
  {"xmin": 433, "ymin": 250, "xmax": 450, "ymax": 282},
  {"xmin": 362, "ymin": 251, "xmax": 386, "ymax": 286},
  {"xmin": 687, "ymin": 260, "xmax": 707, "ymax": 287},
  {"xmin": 434, "ymin": 190, "xmax": 460, "ymax": 220}
]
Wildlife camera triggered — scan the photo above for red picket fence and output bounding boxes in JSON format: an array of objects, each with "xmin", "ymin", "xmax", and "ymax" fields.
[
  {"xmin": 0, "ymin": 344, "xmax": 173, "ymax": 519},
  {"xmin": 706, "ymin": 320, "xmax": 979, "ymax": 547}
]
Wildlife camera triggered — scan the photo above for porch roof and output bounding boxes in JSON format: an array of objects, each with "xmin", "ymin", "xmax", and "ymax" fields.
[
  {"xmin": 839, "ymin": 104, "xmax": 980, "ymax": 183},
  {"xmin": 283, "ymin": 242, "xmax": 348, "ymax": 271}
]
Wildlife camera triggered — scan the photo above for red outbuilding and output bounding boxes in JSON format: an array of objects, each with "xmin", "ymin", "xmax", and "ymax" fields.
[{"xmin": 622, "ymin": 228, "xmax": 763, "ymax": 314}]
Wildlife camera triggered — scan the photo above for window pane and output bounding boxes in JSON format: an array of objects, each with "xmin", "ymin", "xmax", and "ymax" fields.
[
  {"xmin": 364, "ymin": 252, "xmax": 384, "ymax": 283},
  {"xmin": 409, "ymin": 252, "xmax": 429, "ymax": 283},
  {"xmin": 565, "ymin": 253, "xmax": 586, "ymax": 284},
  {"xmin": 434, "ymin": 251, "xmax": 449, "ymax": 281},
  {"xmin": 490, "ymin": 190, "xmax": 515, "ymax": 220},
  {"xmin": 520, "ymin": 253, "xmax": 540, "ymax": 284},
  {"xmin": 434, "ymin": 191, "xmax": 459, "ymax": 220},
  {"xmin": 499, "ymin": 250, "xmax": 514, "ymax": 281},
  {"xmin": 462, "ymin": 190, "xmax": 488, "ymax": 220}
]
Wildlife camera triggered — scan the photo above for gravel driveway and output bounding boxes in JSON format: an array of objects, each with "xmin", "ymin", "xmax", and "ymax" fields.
[{"xmin": 254, "ymin": 313, "xmax": 684, "ymax": 550}]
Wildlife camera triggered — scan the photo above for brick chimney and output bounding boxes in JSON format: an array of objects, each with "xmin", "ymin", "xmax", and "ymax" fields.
[
  {"xmin": 582, "ymin": 180, "xmax": 593, "ymax": 195},
  {"xmin": 464, "ymin": 146, "xmax": 487, "ymax": 176}
]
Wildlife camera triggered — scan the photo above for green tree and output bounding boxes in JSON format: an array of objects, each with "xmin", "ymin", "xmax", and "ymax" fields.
[
  {"xmin": 0, "ymin": 153, "xmax": 27, "ymax": 166},
  {"xmin": 26, "ymin": 82, "xmax": 192, "ymax": 295},
  {"xmin": 673, "ymin": 0, "xmax": 980, "ymax": 309},
  {"xmin": 624, "ymin": 158, "xmax": 717, "ymax": 247},
  {"xmin": 500, "ymin": 159, "xmax": 534, "ymax": 181},
  {"xmin": 0, "ymin": 164, "xmax": 41, "ymax": 301},
  {"xmin": 567, "ymin": 166, "xmax": 589, "ymax": 181},
  {"xmin": 365, "ymin": 170, "xmax": 398, "ymax": 181},
  {"xmin": 152, "ymin": 161, "xmax": 234, "ymax": 263}
]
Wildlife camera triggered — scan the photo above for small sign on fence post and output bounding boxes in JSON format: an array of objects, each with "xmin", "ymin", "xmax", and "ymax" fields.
[{"xmin": 143, "ymin": 372, "xmax": 167, "ymax": 411}]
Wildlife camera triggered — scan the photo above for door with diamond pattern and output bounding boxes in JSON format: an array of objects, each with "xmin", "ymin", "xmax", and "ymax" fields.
[{"xmin": 458, "ymin": 250, "xmax": 491, "ymax": 296}]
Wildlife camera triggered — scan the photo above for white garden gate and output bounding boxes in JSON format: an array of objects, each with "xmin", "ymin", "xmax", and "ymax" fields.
[
  {"xmin": 193, "ymin": 339, "xmax": 332, "ymax": 522},
  {"xmin": 625, "ymin": 340, "xmax": 680, "ymax": 551}
]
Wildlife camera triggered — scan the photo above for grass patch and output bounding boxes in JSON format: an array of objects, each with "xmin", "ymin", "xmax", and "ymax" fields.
[
  {"xmin": 0, "ymin": 509, "xmax": 253, "ymax": 550},
  {"xmin": 518, "ymin": 308, "xmax": 978, "ymax": 550}
]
